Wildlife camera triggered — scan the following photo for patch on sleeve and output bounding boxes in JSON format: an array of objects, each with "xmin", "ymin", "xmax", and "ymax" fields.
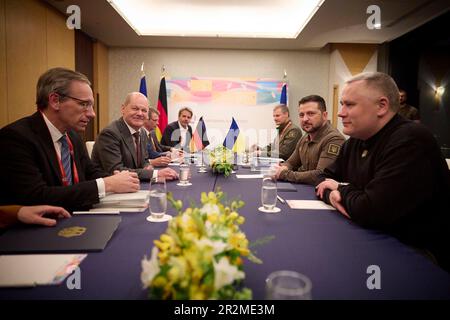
[
  {"xmin": 327, "ymin": 143, "xmax": 341, "ymax": 156},
  {"xmin": 286, "ymin": 130, "xmax": 297, "ymax": 139}
]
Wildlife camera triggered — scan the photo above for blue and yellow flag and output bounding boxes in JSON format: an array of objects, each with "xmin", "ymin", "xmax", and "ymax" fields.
[{"xmin": 223, "ymin": 117, "xmax": 245, "ymax": 153}]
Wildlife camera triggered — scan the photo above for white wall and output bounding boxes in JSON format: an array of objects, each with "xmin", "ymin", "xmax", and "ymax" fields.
[{"xmin": 108, "ymin": 47, "xmax": 331, "ymax": 129}]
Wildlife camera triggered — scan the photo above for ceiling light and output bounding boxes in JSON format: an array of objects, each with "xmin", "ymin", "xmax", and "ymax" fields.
[{"xmin": 108, "ymin": 0, "xmax": 325, "ymax": 39}]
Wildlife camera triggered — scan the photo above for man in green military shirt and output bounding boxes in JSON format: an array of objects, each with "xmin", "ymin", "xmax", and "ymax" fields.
[
  {"xmin": 398, "ymin": 89, "xmax": 420, "ymax": 122},
  {"xmin": 252, "ymin": 104, "xmax": 302, "ymax": 160},
  {"xmin": 274, "ymin": 95, "xmax": 345, "ymax": 185}
]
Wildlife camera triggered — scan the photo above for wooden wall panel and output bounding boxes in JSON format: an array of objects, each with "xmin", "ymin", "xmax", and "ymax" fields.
[
  {"xmin": 46, "ymin": 6, "xmax": 74, "ymax": 69},
  {"xmin": 93, "ymin": 41, "xmax": 109, "ymax": 135},
  {"xmin": 0, "ymin": 0, "xmax": 7, "ymax": 128},
  {"xmin": 5, "ymin": 0, "xmax": 46, "ymax": 122}
]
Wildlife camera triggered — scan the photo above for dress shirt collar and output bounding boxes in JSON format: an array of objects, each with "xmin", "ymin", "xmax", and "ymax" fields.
[
  {"xmin": 178, "ymin": 121, "xmax": 188, "ymax": 131},
  {"xmin": 41, "ymin": 112, "xmax": 64, "ymax": 143},
  {"xmin": 123, "ymin": 118, "xmax": 140, "ymax": 135}
]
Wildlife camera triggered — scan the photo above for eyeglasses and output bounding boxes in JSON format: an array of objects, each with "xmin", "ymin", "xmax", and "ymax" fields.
[{"xmin": 58, "ymin": 93, "xmax": 94, "ymax": 109}]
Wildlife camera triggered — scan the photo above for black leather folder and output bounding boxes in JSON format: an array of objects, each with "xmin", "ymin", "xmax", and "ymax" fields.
[{"xmin": 0, "ymin": 216, "xmax": 121, "ymax": 254}]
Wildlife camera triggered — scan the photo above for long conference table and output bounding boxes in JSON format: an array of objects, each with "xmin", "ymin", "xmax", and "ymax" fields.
[{"xmin": 1, "ymin": 165, "xmax": 449, "ymax": 300}]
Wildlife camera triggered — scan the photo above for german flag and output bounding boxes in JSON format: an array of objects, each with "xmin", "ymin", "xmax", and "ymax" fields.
[{"xmin": 156, "ymin": 77, "xmax": 168, "ymax": 141}]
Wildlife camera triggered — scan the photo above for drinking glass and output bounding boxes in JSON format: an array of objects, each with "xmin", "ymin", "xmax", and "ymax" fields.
[
  {"xmin": 198, "ymin": 150, "xmax": 207, "ymax": 173},
  {"xmin": 179, "ymin": 163, "xmax": 190, "ymax": 185},
  {"xmin": 149, "ymin": 177, "xmax": 167, "ymax": 219},
  {"xmin": 261, "ymin": 174, "xmax": 277, "ymax": 210},
  {"xmin": 266, "ymin": 270, "xmax": 312, "ymax": 300}
]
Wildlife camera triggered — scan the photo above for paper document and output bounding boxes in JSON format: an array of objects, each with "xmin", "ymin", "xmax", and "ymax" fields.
[
  {"xmin": 257, "ymin": 157, "xmax": 284, "ymax": 162},
  {"xmin": 100, "ymin": 190, "xmax": 149, "ymax": 203},
  {"xmin": 73, "ymin": 210, "xmax": 120, "ymax": 215},
  {"xmin": 0, "ymin": 254, "xmax": 87, "ymax": 287},
  {"xmin": 287, "ymin": 200, "xmax": 336, "ymax": 210},
  {"xmin": 236, "ymin": 174, "xmax": 263, "ymax": 179}
]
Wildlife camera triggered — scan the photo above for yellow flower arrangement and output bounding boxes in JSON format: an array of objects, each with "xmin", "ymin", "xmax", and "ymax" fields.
[
  {"xmin": 141, "ymin": 191, "xmax": 261, "ymax": 300},
  {"xmin": 209, "ymin": 146, "xmax": 234, "ymax": 177}
]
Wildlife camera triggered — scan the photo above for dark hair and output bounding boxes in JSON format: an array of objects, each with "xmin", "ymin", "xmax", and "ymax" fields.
[
  {"xmin": 178, "ymin": 107, "xmax": 193, "ymax": 117},
  {"xmin": 148, "ymin": 107, "xmax": 159, "ymax": 117},
  {"xmin": 298, "ymin": 95, "xmax": 326, "ymax": 112},
  {"xmin": 36, "ymin": 67, "xmax": 91, "ymax": 110}
]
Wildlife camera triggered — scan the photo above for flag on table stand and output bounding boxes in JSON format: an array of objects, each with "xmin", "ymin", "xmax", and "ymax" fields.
[
  {"xmin": 280, "ymin": 83, "xmax": 287, "ymax": 105},
  {"xmin": 156, "ymin": 77, "xmax": 168, "ymax": 141},
  {"xmin": 223, "ymin": 117, "xmax": 245, "ymax": 153},
  {"xmin": 190, "ymin": 116, "xmax": 210, "ymax": 152},
  {"xmin": 139, "ymin": 63, "xmax": 147, "ymax": 97}
]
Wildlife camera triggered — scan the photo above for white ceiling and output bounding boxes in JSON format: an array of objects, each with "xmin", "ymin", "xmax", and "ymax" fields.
[{"xmin": 46, "ymin": 0, "xmax": 450, "ymax": 50}]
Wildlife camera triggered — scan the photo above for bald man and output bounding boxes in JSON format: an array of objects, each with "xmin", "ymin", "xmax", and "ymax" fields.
[{"xmin": 92, "ymin": 92, "xmax": 178, "ymax": 181}]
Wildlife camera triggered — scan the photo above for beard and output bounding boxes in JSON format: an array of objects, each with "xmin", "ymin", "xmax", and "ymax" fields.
[{"xmin": 301, "ymin": 121, "xmax": 322, "ymax": 134}]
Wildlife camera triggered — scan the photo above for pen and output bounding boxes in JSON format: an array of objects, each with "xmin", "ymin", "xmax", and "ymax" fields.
[{"xmin": 277, "ymin": 195, "xmax": 286, "ymax": 204}]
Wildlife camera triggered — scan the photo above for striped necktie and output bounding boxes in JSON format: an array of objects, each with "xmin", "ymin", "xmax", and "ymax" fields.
[{"xmin": 59, "ymin": 135, "xmax": 72, "ymax": 185}]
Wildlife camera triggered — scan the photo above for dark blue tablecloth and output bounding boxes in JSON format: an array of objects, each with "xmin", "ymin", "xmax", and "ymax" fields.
[{"xmin": 1, "ymin": 166, "xmax": 449, "ymax": 299}]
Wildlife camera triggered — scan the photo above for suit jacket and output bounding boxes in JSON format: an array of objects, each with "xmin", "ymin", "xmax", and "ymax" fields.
[
  {"xmin": 147, "ymin": 130, "xmax": 171, "ymax": 159},
  {"xmin": 0, "ymin": 205, "xmax": 21, "ymax": 228},
  {"xmin": 0, "ymin": 112, "xmax": 107, "ymax": 211},
  {"xmin": 161, "ymin": 121, "xmax": 193, "ymax": 150},
  {"xmin": 91, "ymin": 118, "xmax": 153, "ymax": 181}
]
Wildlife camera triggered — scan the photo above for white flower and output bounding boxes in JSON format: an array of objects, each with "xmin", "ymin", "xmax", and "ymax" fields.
[
  {"xmin": 213, "ymin": 256, "xmax": 245, "ymax": 291},
  {"xmin": 196, "ymin": 237, "xmax": 230, "ymax": 255},
  {"xmin": 200, "ymin": 203, "xmax": 220, "ymax": 216},
  {"xmin": 141, "ymin": 247, "xmax": 160, "ymax": 288}
]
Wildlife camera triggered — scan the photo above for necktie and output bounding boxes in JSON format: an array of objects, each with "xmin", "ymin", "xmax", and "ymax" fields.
[
  {"xmin": 133, "ymin": 132, "xmax": 142, "ymax": 167},
  {"xmin": 60, "ymin": 135, "xmax": 72, "ymax": 185}
]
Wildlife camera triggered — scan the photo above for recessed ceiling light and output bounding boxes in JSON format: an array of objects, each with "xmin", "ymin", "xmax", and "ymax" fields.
[{"xmin": 108, "ymin": 0, "xmax": 325, "ymax": 39}]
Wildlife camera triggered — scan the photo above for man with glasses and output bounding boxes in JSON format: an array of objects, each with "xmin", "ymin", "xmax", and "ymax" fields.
[
  {"xmin": 0, "ymin": 67, "xmax": 140, "ymax": 212},
  {"xmin": 91, "ymin": 93, "xmax": 177, "ymax": 181},
  {"xmin": 143, "ymin": 108, "xmax": 182, "ymax": 161},
  {"xmin": 273, "ymin": 95, "xmax": 345, "ymax": 185}
]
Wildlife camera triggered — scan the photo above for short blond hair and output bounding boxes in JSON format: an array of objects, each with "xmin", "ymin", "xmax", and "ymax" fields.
[{"xmin": 346, "ymin": 72, "xmax": 400, "ymax": 112}]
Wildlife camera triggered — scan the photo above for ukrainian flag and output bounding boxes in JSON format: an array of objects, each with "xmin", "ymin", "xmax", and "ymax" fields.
[{"xmin": 223, "ymin": 117, "xmax": 245, "ymax": 153}]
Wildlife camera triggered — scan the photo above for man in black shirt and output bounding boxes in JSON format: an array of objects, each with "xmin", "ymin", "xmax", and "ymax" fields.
[{"xmin": 316, "ymin": 72, "xmax": 450, "ymax": 271}]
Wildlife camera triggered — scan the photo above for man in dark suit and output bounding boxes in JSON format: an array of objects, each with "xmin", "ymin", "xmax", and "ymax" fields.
[
  {"xmin": 143, "ymin": 107, "xmax": 183, "ymax": 161},
  {"xmin": 91, "ymin": 92, "xmax": 178, "ymax": 181},
  {"xmin": 0, "ymin": 68, "xmax": 140, "ymax": 212},
  {"xmin": 161, "ymin": 107, "xmax": 194, "ymax": 150}
]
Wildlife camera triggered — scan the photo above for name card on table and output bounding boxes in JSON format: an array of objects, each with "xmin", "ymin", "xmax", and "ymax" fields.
[{"xmin": 287, "ymin": 200, "xmax": 336, "ymax": 210}]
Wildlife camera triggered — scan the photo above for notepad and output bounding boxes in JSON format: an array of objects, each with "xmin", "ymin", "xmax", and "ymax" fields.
[
  {"xmin": 0, "ymin": 254, "xmax": 87, "ymax": 287},
  {"xmin": 287, "ymin": 200, "xmax": 335, "ymax": 210},
  {"xmin": 90, "ymin": 190, "xmax": 149, "ymax": 213}
]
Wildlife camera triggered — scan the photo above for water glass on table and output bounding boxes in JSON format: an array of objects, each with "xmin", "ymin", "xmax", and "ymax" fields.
[
  {"xmin": 266, "ymin": 270, "xmax": 312, "ymax": 300},
  {"xmin": 179, "ymin": 163, "xmax": 191, "ymax": 185},
  {"xmin": 261, "ymin": 174, "xmax": 277, "ymax": 211},
  {"xmin": 148, "ymin": 177, "xmax": 167, "ymax": 220}
]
